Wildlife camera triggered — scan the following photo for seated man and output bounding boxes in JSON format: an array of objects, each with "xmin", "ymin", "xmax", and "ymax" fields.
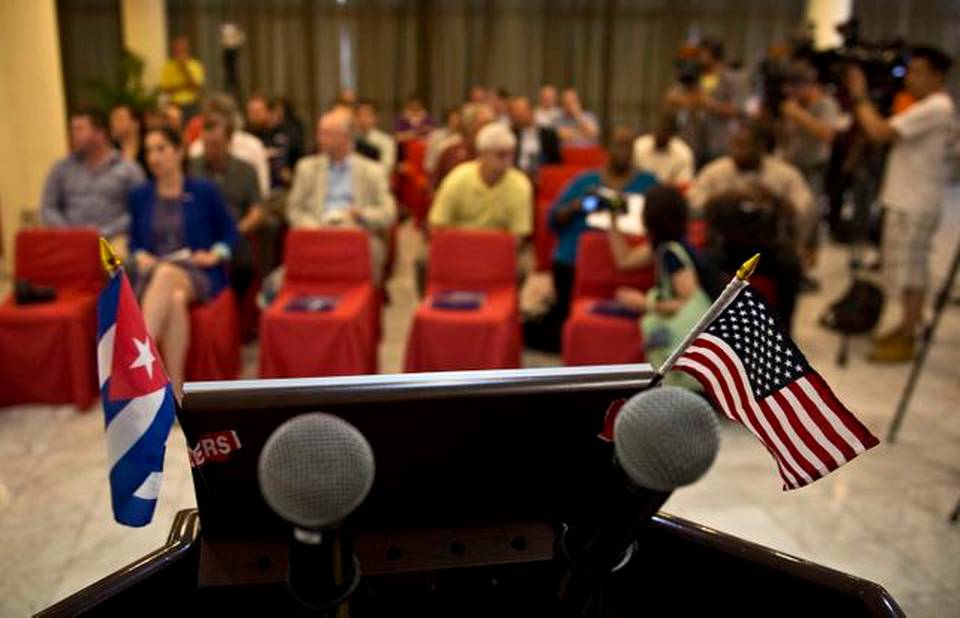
[
  {"xmin": 556, "ymin": 88, "xmax": 600, "ymax": 146},
  {"xmin": 286, "ymin": 109, "xmax": 397, "ymax": 284},
  {"xmin": 354, "ymin": 99, "xmax": 397, "ymax": 175},
  {"xmin": 424, "ymin": 107, "xmax": 462, "ymax": 174},
  {"xmin": 632, "ymin": 112, "xmax": 695, "ymax": 185},
  {"xmin": 509, "ymin": 95, "xmax": 562, "ymax": 177},
  {"xmin": 247, "ymin": 93, "xmax": 303, "ymax": 191},
  {"xmin": 689, "ymin": 121, "xmax": 811, "ymax": 330},
  {"xmin": 524, "ymin": 127, "xmax": 657, "ymax": 352},
  {"xmin": 189, "ymin": 93, "xmax": 271, "ymax": 197},
  {"xmin": 188, "ymin": 112, "xmax": 265, "ymax": 298},
  {"xmin": 534, "ymin": 84, "xmax": 562, "ymax": 129},
  {"xmin": 429, "ymin": 123, "xmax": 533, "ymax": 241},
  {"xmin": 431, "ymin": 102, "xmax": 496, "ymax": 189},
  {"xmin": 41, "ymin": 108, "xmax": 145, "ymax": 244}
]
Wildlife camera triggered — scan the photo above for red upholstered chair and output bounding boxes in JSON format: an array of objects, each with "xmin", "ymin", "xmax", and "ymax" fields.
[
  {"xmin": 396, "ymin": 139, "xmax": 431, "ymax": 225},
  {"xmin": 562, "ymin": 232, "xmax": 655, "ymax": 366},
  {"xmin": 561, "ymin": 146, "xmax": 607, "ymax": 167},
  {"xmin": 0, "ymin": 229, "xmax": 101, "ymax": 409},
  {"xmin": 259, "ymin": 229, "xmax": 380, "ymax": 378},
  {"xmin": 185, "ymin": 288, "xmax": 241, "ymax": 381},
  {"xmin": 404, "ymin": 230, "xmax": 520, "ymax": 372},
  {"xmin": 533, "ymin": 165, "xmax": 584, "ymax": 272}
]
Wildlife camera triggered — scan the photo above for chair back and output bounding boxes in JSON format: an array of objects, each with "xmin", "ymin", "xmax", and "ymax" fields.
[
  {"xmin": 562, "ymin": 146, "xmax": 607, "ymax": 167},
  {"xmin": 572, "ymin": 231, "xmax": 654, "ymax": 300},
  {"xmin": 15, "ymin": 228, "xmax": 102, "ymax": 294},
  {"xmin": 537, "ymin": 165, "xmax": 584, "ymax": 203},
  {"xmin": 284, "ymin": 228, "xmax": 371, "ymax": 286},
  {"xmin": 428, "ymin": 229, "xmax": 516, "ymax": 291}
]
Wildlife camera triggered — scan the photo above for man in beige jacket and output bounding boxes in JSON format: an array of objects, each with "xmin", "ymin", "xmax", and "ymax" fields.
[{"xmin": 286, "ymin": 109, "xmax": 397, "ymax": 283}]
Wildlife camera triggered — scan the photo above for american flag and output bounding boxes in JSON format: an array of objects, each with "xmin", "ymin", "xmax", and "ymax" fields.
[{"xmin": 674, "ymin": 286, "xmax": 879, "ymax": 490}]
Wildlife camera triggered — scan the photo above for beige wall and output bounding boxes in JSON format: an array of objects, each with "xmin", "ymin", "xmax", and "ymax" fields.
[
  {"xmin": 121, "ymin": 0, "xmax": 167, "ymax": 86},
  {"xmin": 0, "ymin": 0, "xmax": 68, "ymax": 272}
]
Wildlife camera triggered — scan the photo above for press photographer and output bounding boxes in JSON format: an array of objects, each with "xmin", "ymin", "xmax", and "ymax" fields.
[{"xmin": 844, "ymin": 45, "xmax": 956, "ymax": 363}]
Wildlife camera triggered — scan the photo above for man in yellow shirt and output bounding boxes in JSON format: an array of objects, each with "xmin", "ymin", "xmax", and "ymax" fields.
[
  {"xmin": 159, "ymin": 36, "xmax": 205, "ymax": 119},
  {"xmin": 429, "ymin": 123, "xmax": 533, "ymax": 239}
]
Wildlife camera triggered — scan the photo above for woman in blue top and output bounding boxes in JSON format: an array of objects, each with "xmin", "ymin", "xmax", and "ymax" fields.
[
  {"xmin": 129, "ymin": 126, "xmax": 238, "ymax": 397},
  {"xmin": 524, "ymin": 127, "xmax": 656, "ymax": 352}
]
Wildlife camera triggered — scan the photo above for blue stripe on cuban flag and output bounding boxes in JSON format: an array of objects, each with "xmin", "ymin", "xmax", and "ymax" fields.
[{"xmin": 96, "ymin": 274, "xmax": 176, "ymax": 527}]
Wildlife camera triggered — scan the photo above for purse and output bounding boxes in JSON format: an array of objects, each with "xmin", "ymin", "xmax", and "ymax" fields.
[{"xmin": 640, "ymin": 241, "xmax": 712, "ymax": 388}]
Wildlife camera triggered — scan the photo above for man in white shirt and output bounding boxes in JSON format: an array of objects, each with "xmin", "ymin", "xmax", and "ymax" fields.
[
  {"xmin": 355, "ymin": 99, "xmax": 397, "ymax": 175},
  {"xmin": 846, "ymin": 45, "xmax": 956, "ymax": 362},
  {"xmin": 632, "ymin": 112, "xmax": 694, "ymax": 184}
]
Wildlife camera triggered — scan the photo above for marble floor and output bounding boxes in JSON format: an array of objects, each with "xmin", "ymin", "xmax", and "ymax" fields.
[{"xmin": 2, "ymin": 199, "xmax": 959, "ymax": 617}]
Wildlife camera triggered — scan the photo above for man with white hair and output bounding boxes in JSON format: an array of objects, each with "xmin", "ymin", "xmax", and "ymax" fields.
[
  {"xmin": 286, "ymin": 109, "xmax": 397, "ymax": 282},
  {"xmin": 429, "ymin": 123, "xmax": 533, "ymax": 239}
]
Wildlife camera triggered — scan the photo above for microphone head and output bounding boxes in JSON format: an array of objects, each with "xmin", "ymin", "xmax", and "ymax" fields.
[
  {"xmin": 258, "ymin": 413, "xmax": 375, "ymax": 529},
  {"xmin": 614, "ymin": 386, "xmax": 720, "ymax": 492}
]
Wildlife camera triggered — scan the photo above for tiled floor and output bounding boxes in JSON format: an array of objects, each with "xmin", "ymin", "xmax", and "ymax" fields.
[{"xmin": 2, "ymin": 197, "xmax": 959, "ymax": 617}]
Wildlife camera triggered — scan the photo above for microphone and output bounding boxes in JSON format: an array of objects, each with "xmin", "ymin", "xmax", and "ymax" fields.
[
  {"xmin": 258, "ymin": 413, "xmax": 375, "ymax": 612},
  {"xmin": 557, "ymin": 386, "xmax": 720, "ymax": 615}
]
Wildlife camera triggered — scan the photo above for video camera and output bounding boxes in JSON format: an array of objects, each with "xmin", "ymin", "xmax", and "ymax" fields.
[
  {"xmin": 581, "ymin": 186, "xmax": 628, "ymax": 214},
  {"xmin": 761, "ymin": 17, "xmax": 908, "ymax": 115}
]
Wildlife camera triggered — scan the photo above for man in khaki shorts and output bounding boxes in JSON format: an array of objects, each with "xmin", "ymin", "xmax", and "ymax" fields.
[{"xmin": 846, "ymin": 45, "xmax": 956, "ymax": 362}]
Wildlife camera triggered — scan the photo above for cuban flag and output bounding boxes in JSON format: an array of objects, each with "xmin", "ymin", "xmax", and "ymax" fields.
[{"xmin": 97, "ymin": 273, "xmax": 176, "ymax": 526}]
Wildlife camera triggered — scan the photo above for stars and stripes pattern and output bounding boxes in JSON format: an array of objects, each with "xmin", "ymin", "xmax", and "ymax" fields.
[
  {"xmin": 674, "ymin": 287, "xmax": 879, "ymax": 490},
  {"xmin": 97, "ymin": 273, "xmax": 176, "ymax": 526}
]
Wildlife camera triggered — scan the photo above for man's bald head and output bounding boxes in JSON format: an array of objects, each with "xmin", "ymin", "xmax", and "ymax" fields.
[{"xmin": 318, "ymin": 110, "xmax": 353, "ymax": 159}]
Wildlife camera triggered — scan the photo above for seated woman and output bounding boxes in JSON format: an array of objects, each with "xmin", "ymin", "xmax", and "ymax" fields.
[
  {"xmin": 129, "ymin": 126, "xmax": 238, "ymax": 398},
  {"xmin": 608, "ymin": 185, "xmax": 716, "ymax": 385}
]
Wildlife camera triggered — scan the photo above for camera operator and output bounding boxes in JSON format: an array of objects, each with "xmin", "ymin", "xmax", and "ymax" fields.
[
  {"xmin": 844, "ymin": 45, "xmax": 956, "ymax": 363},
  {"xmin": 666, "ymin": 39, "xmax": 745, "ymax": 168},
  {"xmin": 779, "ymin": 61, "xmax": 848, "ymax": 286}
]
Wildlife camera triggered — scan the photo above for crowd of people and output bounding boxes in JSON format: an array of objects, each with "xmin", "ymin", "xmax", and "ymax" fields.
[{"xmin": 34, "ymin": 35, "xmax": 957, "ymax": 395}]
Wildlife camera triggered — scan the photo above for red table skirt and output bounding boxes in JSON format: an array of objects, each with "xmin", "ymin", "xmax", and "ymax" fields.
[
  {"xmin": 404, "ymin": 288, "xmax": 521, "ymax": 372},
  {"xmin": 562, "ymin": 298, "xmax": 645, "ymax": 366},
  {"xmin": 186, "ymin": 289, "xmax": 241, "ymax": 382},
  {"xmin": 0, "ymin": 292, "xmax": 98, "ymax": 409},
  {"xmin": 259, "ymin": 284, "xmax": 379, "ymax": 378}
]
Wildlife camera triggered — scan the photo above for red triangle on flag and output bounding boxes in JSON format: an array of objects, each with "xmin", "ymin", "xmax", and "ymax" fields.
[{"xmin": 108, "ymin": 276, "xmax": 169, "ymax": 401}]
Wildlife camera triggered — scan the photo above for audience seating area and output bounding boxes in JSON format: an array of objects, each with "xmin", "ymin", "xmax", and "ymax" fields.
[{"xmin": 2, "ymin": 143, "xmax": 769, "ymax": 406}]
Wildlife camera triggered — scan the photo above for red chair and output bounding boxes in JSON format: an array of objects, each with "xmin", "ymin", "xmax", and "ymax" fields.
[
  {"xmin": 404, "ymin": 230, "xmax": 520, "ymax": 372},
  {"xmin": 259, "ymin": 229, "xmax": 380, "ymax": 378},
  {"xmin": 533, "ymin": 165, "xmax": 584, "ymax": 272},
  {"xmin": 396, "ymin": 139, "xmax": 431, "ymax": 225},
  {"xmin": 0, "ymin": 229, "xmax": 101, "ymax": 409},
  {"xmin": 185, "ymin": 288, "xmax": 241, "ymax": 381},
  {"xmin": 562, "ymin": 146, "xmax": 607, "ymax": 167},
  {"xmin": 562, "ymin": 232, "xmax": 654, "ymax": 366}
]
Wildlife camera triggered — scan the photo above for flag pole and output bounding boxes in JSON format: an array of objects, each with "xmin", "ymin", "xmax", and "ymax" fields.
[{"xmin": 645, "ymin": 253, "xmax": 760, "ymax": 388}]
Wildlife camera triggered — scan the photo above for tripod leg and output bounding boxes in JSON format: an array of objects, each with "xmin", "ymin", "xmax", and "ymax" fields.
[{"xmin": 886, "ymin": 238, "xmax": 960, "ymax": 442}]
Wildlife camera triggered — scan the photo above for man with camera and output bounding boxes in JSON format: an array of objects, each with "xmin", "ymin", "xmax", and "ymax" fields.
[
  {"xmin": 779, "ymin": 62, "xmax": 848, "ymax": 287},
  {"xmin": 845, "ymin": 45, "xmax": 956, "ymax": 363}
]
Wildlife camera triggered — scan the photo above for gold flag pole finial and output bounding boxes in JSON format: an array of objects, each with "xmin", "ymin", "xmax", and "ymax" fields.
[
  {"xmin": 736, "ymin": 253, "xmax": 761, "ymax": 281},
  {"xmin": 99, "ymin": 237, "xmax": 123, "ymax": 275}
]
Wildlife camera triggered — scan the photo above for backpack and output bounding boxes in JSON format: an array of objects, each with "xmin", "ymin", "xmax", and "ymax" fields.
[{"xmin": 819, "ymin": 279, "xmax": 884, "ymax": 335}]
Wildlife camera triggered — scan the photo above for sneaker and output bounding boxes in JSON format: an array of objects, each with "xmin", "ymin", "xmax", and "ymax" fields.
[{"xmin": 868, "ymin": 333, "xmax": 915, "ymax": 363}]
